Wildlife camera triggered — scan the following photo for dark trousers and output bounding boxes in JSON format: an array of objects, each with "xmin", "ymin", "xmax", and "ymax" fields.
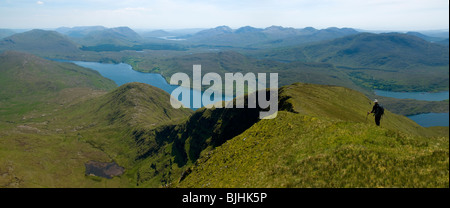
[{"xmin": 375, "ymin": 115, "xmax": 382, "ymax": 126}]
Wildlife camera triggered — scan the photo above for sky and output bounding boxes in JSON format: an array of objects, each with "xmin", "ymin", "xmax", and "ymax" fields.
[{"xmin": 0, "ymin": 0, "xmax": 448, "ymax": 30}]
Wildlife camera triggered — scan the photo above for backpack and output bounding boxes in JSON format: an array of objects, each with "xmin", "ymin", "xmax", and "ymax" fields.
[{"xmin": 375, "ymin": 104, "xmax": 385, "ymax": 116}]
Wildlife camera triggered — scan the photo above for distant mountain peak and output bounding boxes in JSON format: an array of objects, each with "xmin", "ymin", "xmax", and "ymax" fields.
[
  {"xmin": 235, "ymin": 26, "xmax": 262, "ymax": 34},
  {"xmin": 302, "ymin": 26, "xmax": 317, "ymax": 31},
  {"xmin": 214, "ymin": 25, "xmax": 233, "ymax": 32},
  {"xmin": 264, "ymin": 25, "xmax": 295, "ymax": 31},
  {"xmin": 194, "ymin": 26, "xmax": 233, "ymax": 37}
]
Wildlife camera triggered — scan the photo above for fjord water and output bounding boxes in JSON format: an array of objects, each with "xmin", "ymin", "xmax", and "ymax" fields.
[
  {"xmin": 70, "ymin": 61, "xmax": 233, "ymax": 109},
  {"xmin": 66, "ymin": 61, "xmax": 448, "ymax": 127},
  {"xmin": 374, "ymin": 90, "xmax": 449, "ymax": 127},
  {"xmin": 407, "ymin": 113, "xmax": 449, "ymax": 127},
  {"xmin": 374, "ymin": 90, "xmax": 449, "ymax": 101}
]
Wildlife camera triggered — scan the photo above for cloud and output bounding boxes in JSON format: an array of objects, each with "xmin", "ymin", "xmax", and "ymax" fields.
[{"xmin": 36, "ymin": 1, "xmax": 44, "ymax": 5}]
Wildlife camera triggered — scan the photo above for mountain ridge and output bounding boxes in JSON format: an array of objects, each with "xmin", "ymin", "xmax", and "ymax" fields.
[
  {"xmin": 176, "ymin": 83, "xmax": 448, "ymax": 187},
  {"xmin": 180, "ymin": 25, "xmax": 359, "ymax": 48}
]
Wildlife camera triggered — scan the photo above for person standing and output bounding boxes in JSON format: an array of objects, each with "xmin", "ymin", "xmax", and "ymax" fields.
[{"xmin": 367, "ymin": 99, "xmax": 384, "ymax": 126}]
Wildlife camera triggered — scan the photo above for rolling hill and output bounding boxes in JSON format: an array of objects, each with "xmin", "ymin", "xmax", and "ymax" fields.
[
  {"xmin": 0, "ymin": 29, "xmax": 81, "ymax": 56},
  {"xmin": 406, "ymin": 31, "xmax": 448, "ymax": 43},
  {"xmin": 59, "ymin": 26, "xmax": 142, "ymax": 46},
  {"xmin": 140, "ymin": 29, "xmax": 174, "ymax": 38},
  {"xmin": 55, "ymin": 26, "xmax": 107, "ymax": 38},
  {"xmin": 72, "ymin": 26, "xmax": 143, "ymax": 47},
  {"xmin": 0, "ymin": 51, "xmax": 192, "ymax": 187},
  {"xmin": 256, "ymin": 32, "xmax": 449, "ymax": 92},
  {"xmin": 0, "ymin": 51, "xmax": 117, "ymax": 125},
  {"xmin": 262, "ymin": 32, "xmax": 449, "ymax": 68},
  {"xmin": 300, "ymin": 33, "xmax": 449, "ymax": 69},
  {"xmin": 0, "ymin": 51, "xmax": 115, "ymax": 100},
  {"xmin": 0, "ymin": 51, "xmax": 117, "ymax": 187}
]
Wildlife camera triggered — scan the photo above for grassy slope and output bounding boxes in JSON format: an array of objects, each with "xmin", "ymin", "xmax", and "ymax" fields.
[
  {"xmin": 277, "ymin": 83, "xmax": 433, "ymax": 137},
  {"xmin": 0, "ymin": 51, "xmax": 120, "ymax": 187},
  {"xmin": 128, "ymin": 96, "xmax": 264, "ymax": 187},
  {"xmin": 0, "ymin": 51, "xmax": 195, "ymax": 187},
  {"xmin": 0, "ymin": 51, "xmax": 116, "ymax": 121},
  {"xmin": 0, "ymin": 52, "xmax": 191, "ymax": 187},
  {"xmin": 0, "ymin": 80, "xmax": 192, "ymax": 187},
  {"xmin": 177, "ymin": 83, "xmax": 449, "ymax": 187},
  {"xmin": 48, "ymin": 82, "xmax": 193, "ymax": 167}
]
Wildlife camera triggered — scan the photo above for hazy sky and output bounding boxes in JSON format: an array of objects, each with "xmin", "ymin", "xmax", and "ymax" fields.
[{"xmin": 0, "ymin": 0, "xmax": 448, "ymax": 30}]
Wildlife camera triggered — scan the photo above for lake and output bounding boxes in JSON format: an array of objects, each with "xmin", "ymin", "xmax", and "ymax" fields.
[
  {"xmin": 65, "ymin": 61, "xmax": 449, "ymax": 127},
  {"xmin": 374, "ymin": 90, "xmax": 449, "ymax": 127},
  {"xmin": 407, "ymin": 113, "xmax": 449, "ymax": 127},
  {"xmin": 374, "ymin": 90, "xmax": 449, "ymax": 101},
  {"xmin": 69, "ymin": 61, "xmax": 233, "ymax": 109}
]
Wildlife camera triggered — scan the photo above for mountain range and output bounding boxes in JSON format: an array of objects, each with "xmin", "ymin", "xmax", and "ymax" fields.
[
  {"xmin": 0, "ymin": 26, "xmax": 448, "ymax": 93},
  {"xmin": 1, "ymin": 25, "xmax": 447, "ymax": 52},
  {"xmin": 260, "ymin": 32, "xmax": 449, "ymax": 68},
  {"xmin": 177, "ymin": 25, "xmax": 360, "ymax": 48},
  {"xmin": 56, "ymin": 26, "xmax": 143, "ymax": 47}
]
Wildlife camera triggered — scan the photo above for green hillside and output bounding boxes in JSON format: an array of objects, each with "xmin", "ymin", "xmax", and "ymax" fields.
[
  {"xmin": 0, "ymin": 51, "xmax": 117, "ymax": 187},
  {"xmin": 0, "ymin": 51, "xmax": 115, "ymax": 94},
  {"xmin": 48, "ymin": 82, "xmax": 193, "ymax": 167},
  {"xmin": 0, "ymin": 52, "xmax": 192, "ymax": 187},
  {"xmin": 178, "ymin": 111, "xmax": 448, "ymax": 187},
  {"xmin": 177, "ymin": 83, "xmax": 449, "ymax": 187},
  {"xmin": 0, "ymin": 51, "xmax": 116, "ymax": 121},
  {"xmin": 0, "ymin": 30, "xmax": 81, "ymax": 56},
  {"xmin": 0, "ymin": 51, "xmax": 192, "ymax": 187}
]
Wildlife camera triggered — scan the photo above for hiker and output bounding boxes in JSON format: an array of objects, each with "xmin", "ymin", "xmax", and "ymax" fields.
[{"xmin": 367, "ymin": 99, "xmax": 384, "ymax": 126}]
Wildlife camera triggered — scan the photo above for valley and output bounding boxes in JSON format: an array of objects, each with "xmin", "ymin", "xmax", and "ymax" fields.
[{"xmin": 0, "ymin": 25, "xmax": 448, "ymax": 188}]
